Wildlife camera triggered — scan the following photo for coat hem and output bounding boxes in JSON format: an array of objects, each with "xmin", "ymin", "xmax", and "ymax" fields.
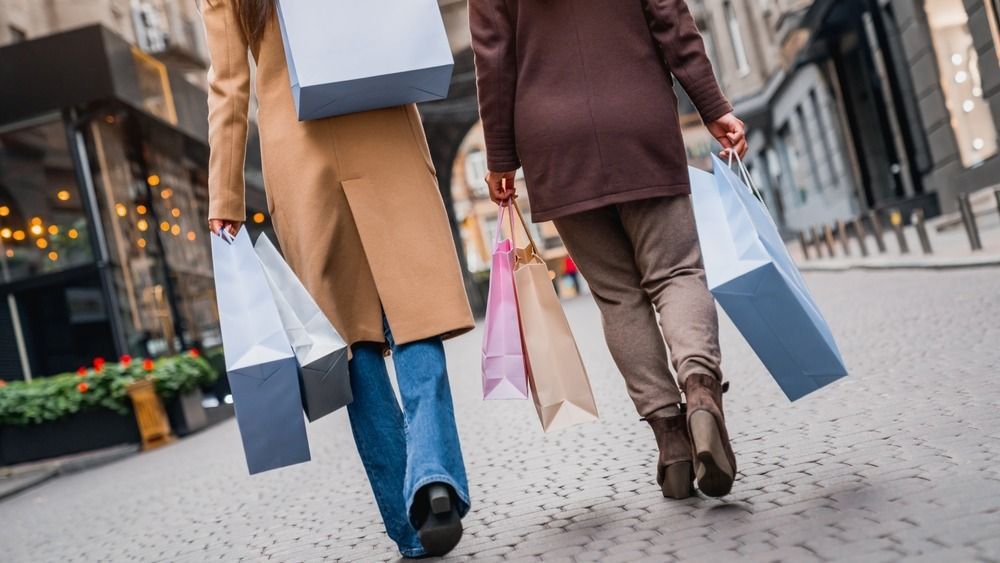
[{"xmin": 529, "ymin": 183, "xmax": 691, "ymax": 222}]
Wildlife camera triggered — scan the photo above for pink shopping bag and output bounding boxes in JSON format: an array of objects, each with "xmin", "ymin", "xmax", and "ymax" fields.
[{"xmin": 482, "ymin": 204, "xmax": 530, "ymax": 400}]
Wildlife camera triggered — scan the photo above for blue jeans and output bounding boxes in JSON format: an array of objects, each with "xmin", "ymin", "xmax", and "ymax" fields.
[{"xmin": 347, "ymin": 317, "xmax": 470, "ymax": 558}]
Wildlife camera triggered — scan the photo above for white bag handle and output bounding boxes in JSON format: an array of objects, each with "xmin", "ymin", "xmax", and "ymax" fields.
[{"xmin": 727, "ymin": 151, "xmax": 769, "ymax": 211}]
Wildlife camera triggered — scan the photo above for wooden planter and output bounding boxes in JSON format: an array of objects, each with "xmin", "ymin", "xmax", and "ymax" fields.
[
  {"xmin": 0, "ymin": 409, "xmax": 141, "ymax": 467},
  {"xmin": 125, "ymin": 378, "xmax": 175, "ymax": 451}
]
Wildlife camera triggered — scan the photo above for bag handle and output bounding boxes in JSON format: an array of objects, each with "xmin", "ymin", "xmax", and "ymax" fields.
[
  {"xmin": 509, "ymin": 200, "xmax": 540, "ymax": 257},
  {"xmin": 727, "ymin": 150, "xmax": 769, "ymax": 210}
]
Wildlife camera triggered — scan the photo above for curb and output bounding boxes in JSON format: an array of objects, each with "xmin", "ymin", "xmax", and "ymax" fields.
[{"xmin": 796, "ymin": 255, "xmax": 1000, "ymax": 272}]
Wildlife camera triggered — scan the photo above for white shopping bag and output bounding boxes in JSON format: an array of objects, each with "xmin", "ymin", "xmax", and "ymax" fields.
[
  {"xmin": 254, "ymin": 234, "xmax": 352, "ymax": 422},
  {"xmin": 211, "ymin": 228, "xmax": 309, "ymax": 474}
]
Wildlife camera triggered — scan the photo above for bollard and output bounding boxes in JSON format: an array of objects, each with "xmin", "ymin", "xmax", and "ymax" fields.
[
  {"xmin": 958, "ymin": 193, "xmax": 983, "ymax": 251},
  {"xmin": 836, "ymin": 219, "xmax": 851, "ymax": 256},
  {"xmin": 798, "ymin": 231, "xmax": 811, "ymax": 260},
  {"xmin": 853, "ymin": 217, "xmax": 870, "ymax": 257},
  {"xmin": 810, "ymin": 226, "xmax": 824, "ymax": 258},
  {"xmin": 911, "ymin": 209, "xmax": 933, "ymax": 254},
  {"xmin": 868, "ymin": 210, "xmax": 888, "ymax": 253},
  {"xmin": 823, "ymin": 224, "xmax": 837, "ymax": 257},
  {"xmin": 889, "ymin": 208, "xmax": 909, "ymax": 254}
]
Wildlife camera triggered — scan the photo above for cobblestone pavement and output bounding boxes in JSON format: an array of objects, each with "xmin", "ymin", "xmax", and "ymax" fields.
[{"xmin": 2, "ymin": 269, "xmax": 999, "ymax": 562}]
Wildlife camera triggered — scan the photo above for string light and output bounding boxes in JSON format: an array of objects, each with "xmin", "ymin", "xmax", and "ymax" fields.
[
  {"xmin": 0, "ymin": 206, "xmax": 8, "ymax": 217},
  {"xmin": 186, "ymin": 231, "xmax": 196, "ymax": 241},
  {"xmin": 252, "ymin": 212, "xmax": 266, "ymax": 224},
  {"xmin": 147, "ymin": 175, "xmax": 160, "ymax": 186},
  {"xmin": 57, "ymin": 190, "xmax": 71, "ymax": 201},
  {"xmin": 170, "ymin": 224, "xmax": 181, "ymax": 236},
  {"xmin": 160, "ymin": 188, "xmax": 173, "ymax": 199},
  {"xmin": 68, "ymin": 229, "xmax": 79, "ymax": 239},
  {"xmin": 160, "ymin": 221, "xmax": 170, "ymax": 232},
  {"xmin": 5, "ymin": 249, "xmax": 12, "ymax": 258},
  {"xmin": 137, "ymin": 219, "xmax": 149, "ymax": 232},
  {"xmin": 137, "ymin": 205, "xmax": 148, "ymax": 215},
  {"xmin": 36, "ymin": 238, "xmax": 48, "ymax": 249},
  {"xmin": 115, "ymin": 203, "xmax": 128, "ymax": 217},
  {"xmin": 30, "ymin": 217, "xmax": 42, "ymax": 226},
  {"xmin": 30, "ymin": 225, "xmax": 43, "ymax": 236},
  {"xmin": 47, "ymin": 251, "xmax": 58, "ymax": 261},
  {"xmin": 137, "ymin": 239, "xmax": 147, "ymax": 249},
  {"xmin": 13, "ymin": 230, "xmax": 25, "ymax": 241},
  {"xmin": 0, "ymin": 228, "xmax": 10, "ymax": 239},
  {"xmin": 48, "ymin": 225, "xmax": 59, "ymax": 235},
  {"xmin": 171, "ymin": 208, "xmax": 181, "ymax": 218}
]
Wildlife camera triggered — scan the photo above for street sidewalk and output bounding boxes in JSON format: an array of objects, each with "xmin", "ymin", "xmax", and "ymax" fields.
[{"xmin": 789, "ymin": 203, "xmax": 1000, "ymax": 271}]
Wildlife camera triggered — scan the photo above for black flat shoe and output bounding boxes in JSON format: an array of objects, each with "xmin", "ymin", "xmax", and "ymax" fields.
[{"xmin": 415, "ymin": 484, "xmax": 463, "ymax": 556}]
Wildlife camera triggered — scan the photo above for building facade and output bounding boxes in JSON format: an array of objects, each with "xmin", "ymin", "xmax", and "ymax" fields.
[
  {"xmin": 688, "ymin": 0, "xmax": 1000, "ymax": 234},
  {"xmin": 0, "ymin": 7, "xmax": 271, "ymax": 381}
]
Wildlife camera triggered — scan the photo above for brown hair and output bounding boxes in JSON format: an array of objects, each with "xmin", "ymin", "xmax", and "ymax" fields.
[{"xmin": 235, "ymin": 0, "xmax": 273, "ymax": 48}]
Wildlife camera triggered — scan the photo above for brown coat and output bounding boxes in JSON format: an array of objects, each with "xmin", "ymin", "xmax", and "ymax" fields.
[
  {"xmin": 203, "ymin": 0, "xmax": 474, "ymax": 346},
  {"xmin": 470, "ymin": 0, "xmax": 732, "ymax": 222}
]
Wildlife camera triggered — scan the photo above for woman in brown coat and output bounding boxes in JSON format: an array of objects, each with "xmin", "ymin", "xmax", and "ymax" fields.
[
  {"xmin": 471, "ymin": 0, "xmax": 747, "ymax": 499},
  {"xmin": 202, "ymin": 0, "xmax": 474, "ymax": 556}
]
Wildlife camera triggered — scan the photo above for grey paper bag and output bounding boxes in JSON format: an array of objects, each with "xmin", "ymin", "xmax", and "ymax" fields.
[
  {"xmin": 276, "ymin": 0, "xmax": 454, "ymax": 120},
  {"xmin": 255, "ymin": 234, "xmax": 352, "ymax": 422},
  {"xmin": 211, "ymin": 228, "xmax": 310, "ymax": 474}
]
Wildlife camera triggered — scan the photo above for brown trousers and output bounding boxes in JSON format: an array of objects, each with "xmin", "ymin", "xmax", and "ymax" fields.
[{"xmin": 552, "ymin": 196, "xmax": 723, "ymax": 420}]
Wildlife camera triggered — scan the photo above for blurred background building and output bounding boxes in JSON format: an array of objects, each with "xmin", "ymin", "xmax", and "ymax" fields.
[{"xmin": 1, "ymin": 0, "xmax": 998, "ymax": 382}]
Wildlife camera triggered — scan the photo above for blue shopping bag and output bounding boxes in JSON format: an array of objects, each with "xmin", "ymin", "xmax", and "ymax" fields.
[{"xmin": 689, "ymin": 155, "xmax": 848, "ymax": 401}]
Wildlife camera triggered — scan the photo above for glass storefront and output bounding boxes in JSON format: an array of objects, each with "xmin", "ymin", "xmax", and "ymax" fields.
[
  {"xmin": 0, "ymin": 116, "xmax": 113, "ymax": 378},
  {"xmin": 925, "ymin": 0, "xmax": 999, "ymax": 168}
]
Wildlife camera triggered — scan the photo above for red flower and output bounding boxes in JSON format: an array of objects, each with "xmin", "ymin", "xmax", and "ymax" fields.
[
  {"xmin": 0, "ymin": 380, "xmax": 7, "ymax": 388},
  {"xmin": 77, "ymin": 382, "xmax": 89, "ymax": 393},
  {"xmin": 77, "ymin": 367, "xmax": 88, "ymax": 377},
  {"xmin": 119, "ymin": 354, "xmax": 132, "ymax": 367},
  {"xmin": 188, "ymin": 348, "xmax": 200, "ymax": 359},
  {"xmin": 93, "ymin": 357, "xmax": 105, "ymax": 369},
  {"xmin": 143, "ymin": 358, "xmax": 155, "ymax": 372}
]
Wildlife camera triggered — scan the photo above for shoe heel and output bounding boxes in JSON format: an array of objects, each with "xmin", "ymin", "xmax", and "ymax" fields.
[
  {"xmin": 427, "ymin": 484, "xmax": 452, "ymax": 515},
  {"xmin": 690, "ymin": 410, "xmax": 734, "ymax": 497},
  {"xmin": 662, "ymin": 462, "xmax": 693, "ymax": 499}
]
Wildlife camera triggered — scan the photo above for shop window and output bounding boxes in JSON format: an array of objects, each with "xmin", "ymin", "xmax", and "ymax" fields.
[
  {"xmin": 0, "ymin": 118, "xmax": 95, "ymax": 285},
  {"xmin": 723, "ymin": 0, "xmax": 751, "ymax": 76},
  {"xmin": 925, "ymin": 0, "xmax": 999, "ymax": 167}
]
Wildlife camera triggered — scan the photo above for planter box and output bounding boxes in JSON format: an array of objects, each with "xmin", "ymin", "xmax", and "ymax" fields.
[
  {"xmin": 165, "ymin": 389, "xmax": 208, "ymax": 437},
  {"xmin": 0, "ymin": 409, "xmax": 140, "ymax": 467}
]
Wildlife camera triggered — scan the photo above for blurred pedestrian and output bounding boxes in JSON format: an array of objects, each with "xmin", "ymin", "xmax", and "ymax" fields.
[
  {"xmin": 471, "ymin": 0, "xmax": 746, "ymax": 499},
  {"xmin": 201, "ymin": 0, "xmax": 473, "ymax": 556}
]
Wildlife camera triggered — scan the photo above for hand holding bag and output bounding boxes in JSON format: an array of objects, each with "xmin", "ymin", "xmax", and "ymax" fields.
[
  {"xmin": 482, "ymin": 203, "xmax": 529, "ymax": 400},
  {"xmin": 254, "ymin": 234, "xmax": 352, "ymax": 422},
  {"xmin": 211, "ymin": 228, "xmax": 310, "ymax": 474},
  {"xmin": 510, "ymin": 202, "xmax": 599, "ymax": 431}
]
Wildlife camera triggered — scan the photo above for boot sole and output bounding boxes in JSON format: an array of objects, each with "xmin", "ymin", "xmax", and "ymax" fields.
[
  {"xmin": 662, "ymin": 461, "xmax": 694, "ymax": 499},
  {"xmin": 417, "ymin": 485, "xmax": 463, "ymax": 556},
  {"xmin": 690, "ymin": 410, "xmax": 735, "ymax": 497}
]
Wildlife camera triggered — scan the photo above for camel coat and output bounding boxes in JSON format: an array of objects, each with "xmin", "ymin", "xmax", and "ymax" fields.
[{"xmin": 202, "ymin": 0, "xmax": 474, "ymax": 347}]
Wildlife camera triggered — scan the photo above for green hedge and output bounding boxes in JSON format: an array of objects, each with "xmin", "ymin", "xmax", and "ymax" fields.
[{"xmin": 0, "ymin": 352, "xmax": 218, "ymax": 426}]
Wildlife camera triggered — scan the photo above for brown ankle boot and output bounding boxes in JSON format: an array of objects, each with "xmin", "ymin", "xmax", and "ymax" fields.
[
  {"xmin": 684, "ymin": 373, "xmax": 737, "ymax": 497},
  {"xmin": 645, "ymin": 414, "xmax": 694, "ymax": 499}
]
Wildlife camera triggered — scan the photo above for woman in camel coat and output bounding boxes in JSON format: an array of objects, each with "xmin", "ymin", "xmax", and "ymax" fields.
[{"xmin": 202, "ymin": 0, "xmax": 473, "ymax": 556}]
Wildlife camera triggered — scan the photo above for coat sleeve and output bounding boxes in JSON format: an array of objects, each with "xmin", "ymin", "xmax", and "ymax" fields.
[
  {"xmin": 469, "ymin": 0, "xmax": 521, "ymax": 172},
  {"xmin": 643, "ymin": 0, "xmax": 733, "ymax": 124},
  {"xmin": 202, "ymin": 0, "xmax": 251, "ymax": 222}
]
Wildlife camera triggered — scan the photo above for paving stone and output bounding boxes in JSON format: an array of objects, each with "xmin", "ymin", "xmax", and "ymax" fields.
[{"xmin": 2, "ymin": 270, "xmax": 999, "ymax": 562}]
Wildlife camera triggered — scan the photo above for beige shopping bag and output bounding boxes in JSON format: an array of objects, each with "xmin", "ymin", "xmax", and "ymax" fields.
[{"xmin": 510, "ymin": 202, "xmax": 599, "ymax": 432}]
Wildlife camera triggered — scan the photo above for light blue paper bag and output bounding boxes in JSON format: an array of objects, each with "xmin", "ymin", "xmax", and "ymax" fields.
[
  {"xmin": 276, "ymin": 0, "xmax": 453, "ymax": 120},
  {"xmin": 689, "ymin": 155, "xmax": 848, "ymax": 401}
]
